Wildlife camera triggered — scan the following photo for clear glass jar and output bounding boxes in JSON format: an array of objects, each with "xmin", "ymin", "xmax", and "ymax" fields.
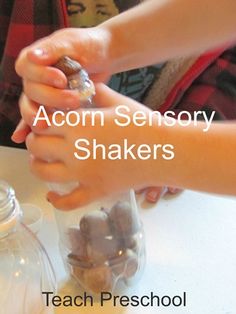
[
  {"xmin": 0, "ymin": 181, "xmax": 56, "ymax": 314},
  {"xmin": 50, "ymin": 57, "xmax": 146, "ymax": 294},
  {"xmin": 53, "ymin": 189, "xmax": 146, "ymax": 295}
]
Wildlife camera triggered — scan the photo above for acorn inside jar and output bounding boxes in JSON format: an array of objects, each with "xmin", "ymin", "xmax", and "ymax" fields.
[{"xmin": 66, "ymin": 199, "xmax": 145, "ymax": 294}]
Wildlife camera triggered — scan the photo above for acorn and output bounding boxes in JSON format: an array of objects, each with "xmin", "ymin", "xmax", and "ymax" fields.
[
  {"xmin": 83, "ymin": 265, "xmax": 113, "ymax": 294},
  {"xmin": 67, "ymin": 227, "xmax": 88, "ymax": 259},
  {"xmin": 110, "ymin": 249, "xmax": 138, "ymax": 279},
  {"xmin": 109, "ymin": 255, "xmax": 126, "ymax": 277},
  {"xmin": 100, "ymin": 206, "xmax": 110, "ymax": 215},
  {"xmin": 71, "ymin": 264, "xmax": 85, "ymax": 284},
  {"xmin": 54, "ymin": 56, "xmax": 82, "ymax": 76},
  {"xmin": 80, "ymin": 210, "xmax": 111, "ymax": 238},
  {"xmin": 123, "ymin": 235, "xmax": 138, "ymax": 250},
  {"xmin": 109, "ymin": 201, "xmax": 140, "ymax": 236},
  {"xmin": 87, "ymin": 236, "xmax": 124, "ymax": 263},
  {"xmin": 53, "ymin": 56, "xmax": 95, "ymax": 100},
  {"xmin": 67, "ymin": 253, "xmax": 93, "ymax": 268}
]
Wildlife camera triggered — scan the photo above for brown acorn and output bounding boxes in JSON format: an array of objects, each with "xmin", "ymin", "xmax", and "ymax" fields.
[
  {"xmin": 109, "ymin": 201, "xmax": 140, "ymax": 236},
  {"xmin": 80, "ymin": 210, "xmax": 111, "ymax": 238},
  {"xmin": 110, "ymin": 255, "xmax": 126, "ymax": 277},
  {"xmin": 87, "ymin": 236, "xmax": 124, "ymax": 263},
  {"xmin": 123, "ymin": 235, "xmax": 138, "ymax": 250},
  {"xmin": 71, "ymin": 264, "xmax": 85, "ymax": 284},
  {"xmin": 110, "ymin": 249, "xmax": 138, "ymax": 279},
  {"xmin": 83, "ymin": 265, "xmax": 113, "ymax": 294},
  {"xmin": 67, "ymin": 253, "xmax": 93, "ymax": 268},
  {"xmin": 54, "ymin": 56, "xmax": 82, "ymax": 76},
  {"xmin": 67, "ymin": 227, "xmax": 88, "ymax": 259}
]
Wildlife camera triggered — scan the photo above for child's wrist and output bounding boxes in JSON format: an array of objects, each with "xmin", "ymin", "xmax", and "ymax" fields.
[
  {"xmin": 93, "ymin": 24, "xmax": 115, "ymax": 74},
  {"xmin": 96, "ymin": 22, "xmax": 129, "ymax": 75}
]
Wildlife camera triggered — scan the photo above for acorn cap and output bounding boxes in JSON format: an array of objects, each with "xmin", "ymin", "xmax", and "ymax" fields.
[{"xmin": 54, "ymin": 56, "xmax": 82, "ymax": 76}]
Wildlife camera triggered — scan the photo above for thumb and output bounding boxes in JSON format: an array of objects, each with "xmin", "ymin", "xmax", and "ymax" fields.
[
  {"xmin": 47, "ymin": 185, "xmax": 101, "ymax": 210},
  {"xmin": 26, "ymin": 39, "xmax": 73, "ymax": 66},
  {"xmin": 26, "ymin": 29, "xmax": 82, "ymax": 66}
]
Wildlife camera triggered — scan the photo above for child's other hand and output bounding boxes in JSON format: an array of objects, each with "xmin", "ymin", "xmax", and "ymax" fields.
[{"xmin": 22, "ymin": 84, "xmax": 165, "ymax": 210}]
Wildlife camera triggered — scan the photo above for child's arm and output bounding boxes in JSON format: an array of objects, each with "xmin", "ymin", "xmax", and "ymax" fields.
[
  {"xmin": 102, "ymin": 0, "xmax": 236, "ymax": 73},
  {"xmin": 16, "ymin": 0, "xmax": 236, "ymax": 77},
  {"xmin": 15, "ymin": 0, "xmax": 236, "ymax": 116}
]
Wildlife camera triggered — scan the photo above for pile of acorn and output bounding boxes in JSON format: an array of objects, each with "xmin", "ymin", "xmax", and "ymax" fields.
[{"xmin": 67, "ymin": 201, "xmax": 145, "ymax": 294}]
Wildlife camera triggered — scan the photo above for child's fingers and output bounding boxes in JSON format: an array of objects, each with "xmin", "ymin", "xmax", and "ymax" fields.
[
  {"xmin": 167, "ymin": 187, "xmax": 183, "ymax": 194},
  {"xmin": 47, "ymin": 185, "xmax": 101, "ymax": 210},
  {"xmin": 18, "ymin": 93, "xmax": 49, "ymax": 131},
  {"xmin": 18, "ymin": 93, "xmax": 74, "ymax": 137},
  {"xmin": 19, "ymin": 93, "xmax": 40, "ymax": 126},
  {"xmin": 11, "ymin": 119, "xmax": 31, "ymax": 143},
  {"xmin": 145, "ymin": 186, "xmax": 182, "ymax": 203},
  {"xmin": 23, "ymin": 80, "xmax": 81, "ymax": 110},
  {"xmin": 16, "ymin": 62, "xmax": 67, "ymax": 89},
  {"xmin": 26, "ymin": 133, "xmax": 65, "ymax": 162},
  {"xmin": 29, "ymin": 156, "xmax": 72, "ymax": 182},
  {"xmin": 145, "ymin": 186, "xmax": 168, "ymax": 203}
]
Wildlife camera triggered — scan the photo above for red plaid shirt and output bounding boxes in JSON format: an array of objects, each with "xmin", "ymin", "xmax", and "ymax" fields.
[
  {"xmin": 1, "ymin": 0, "xmax": 236, "ymax": 147},
  {"xmin": 0, "ymin": 0, "xmax": 67, "ymax": 146},
  {"xmin": 160, "ymin": 47, "xmax": 236, "ymax": 120}
]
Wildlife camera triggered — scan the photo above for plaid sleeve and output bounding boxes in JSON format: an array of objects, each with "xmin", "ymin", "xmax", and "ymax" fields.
[
  {"xmin": 160, "ymin": 46, "xmax": 236, "ymax": 121},
  {"xmin": 0, "ymin": 1, "xmax": 14, "ymax": 62},
  {"xmin": 0, "ymin": 0, "xmax": 67, "ymax": 146}
]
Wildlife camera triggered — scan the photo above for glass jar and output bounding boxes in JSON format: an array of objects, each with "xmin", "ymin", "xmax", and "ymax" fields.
[
  {"xmin": 0, "ymin": 180, "xmax": 56, "ymax": 314},
  {"xmin": 53, "ymin": 189, "xmax": 146, "ymax": 295},
  {"xmin": 50, "ymin": 57, "xmax": 146, "ymax": 294}
]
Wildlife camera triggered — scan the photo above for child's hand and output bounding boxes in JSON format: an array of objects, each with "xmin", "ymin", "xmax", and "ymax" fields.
[
  {"xmin": 15, "ymin": 27, "xmax": 111, "ymax": 109},
  {"xmin": 13, "ymin": 27, "xmax": 112, "ymax": 142},
  {"xmin": 21, "ymin": 84, "xmax": 167, "ymax": 209},
  {"xmin": 15, "ymin": 89, "xmax": 181, "ymax": 207}
]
